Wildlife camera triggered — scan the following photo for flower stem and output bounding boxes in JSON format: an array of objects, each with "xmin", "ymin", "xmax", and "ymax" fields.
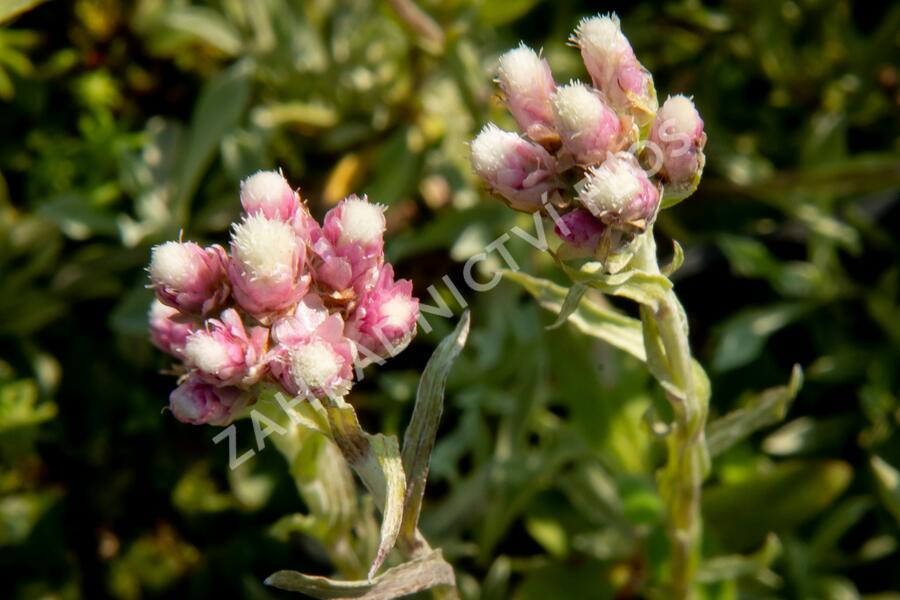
[{"xmin": 633, "ymin": 234, "xmax": 709, "ymax": 599}]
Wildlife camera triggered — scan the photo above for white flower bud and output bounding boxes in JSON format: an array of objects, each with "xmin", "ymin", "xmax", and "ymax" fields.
[
  {"xmin": 551, "ymin": 82, "xmax": 623, "ymax": 164},
  {"xmin": 578, "ymin": 153, "xmax": 660, "ymax": 229},
  {"xmin": 497, "ymin": 44, "xmax": 557, "ymax": 144},
  {"xmin": 240, "ymin": 170, "xmax": 298, "ymax": 221}
]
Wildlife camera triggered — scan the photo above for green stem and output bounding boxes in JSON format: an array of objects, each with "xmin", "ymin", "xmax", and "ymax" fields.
[{"xmin": 633, "ymin": 233, "xmax": 709, "ymax": 599}]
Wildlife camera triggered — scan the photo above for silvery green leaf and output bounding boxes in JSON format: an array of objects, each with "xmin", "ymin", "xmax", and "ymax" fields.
[
  {"xmin": 266, "ymin": 549, "xmax": 455, "ymax": 599},
  {"xmin": 326, "ymin": 401, "xmax": 406, "ymax": 579},
  {"xmin": 502, "ymin": 270, "xmax": 645, "ymax": 362},
  {"xmin": 707, "ymin": 365, "xmax": 803, "ymax": 457},
  {"xmin": 662, "ymin": 240, "xmax": 685, "ymax": 277},
  {"xmin": 558, "ymin": 261, "xmax": 673, "ymax": 312},
  {"xmin": 545, "ymin": 283, "xmax": 587, "ymax": 331},
  {"xmin": 400, "ymin": 312, "xmax": 470, "ymax": 548}
]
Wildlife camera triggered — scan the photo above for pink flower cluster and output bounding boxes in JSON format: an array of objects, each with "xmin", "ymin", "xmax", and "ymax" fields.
[
  {"xmin": 471, "ymin": 14, "xmax": 706, "ymax": 257},
  {"xmin": 148, "ymin": 170, "xmax": 420, "ymax": 426}
]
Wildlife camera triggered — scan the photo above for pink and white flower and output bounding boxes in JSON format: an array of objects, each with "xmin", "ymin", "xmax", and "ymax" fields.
[
  {"xmin": 571, "ymin": 14, "xmax": 658, "ymax": 125},
  {"xmin": 148, "ymin": 241, "xmax": 228, "ymax": 316},
  {"xmin": 169, "ymin": 375, "xmax": 249, "ymax": 426},
  {"xmin": 497, "ymin": 44, "xmax": 557, "ymax": 145},
  {"xmin": 183, "ymin": 308, "xmax": 268, "ymax": 386},
  {"xmin": 310, "ymin": 195, "xmax": 385, "ymax": 297},
  {"xmin": 470, "ymin": 124, "xmax": 557, "ymax": 213},
  {"xmin": 228, "ymin": 214, "xmax": 310, "ymax": 318},
  {"xmin": 240, "ymin": 169, "xmax": 299, "ymax": 221},
  {"xmin": 577, "ymin": 153, "xmax": 660, "ymax": 230},
  {"xmin": 551, "ymin": 82, "xmax": 624, "ymax": 165},
  {"xmin": 148, "ymin": 299, "xmax": 196, "ymax": 358},
  {"xmin": 269, "ymin": 297, "xmax": 356, "ymax": 399},
  {"xmin": 345, "ymin": 265, "xmax": 419, "ymax": 365},
  {"xmin": 649, "ymin": 95, "xmax": 707, "ymax": 188}
]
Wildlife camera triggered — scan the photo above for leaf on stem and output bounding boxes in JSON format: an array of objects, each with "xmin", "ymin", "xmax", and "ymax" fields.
[
  {"xmin": 661, "ymin": 241, "xmax": 685, "ymax": 277},
  {"xmin": 707, "ymin": 365, "xmax": 803, "ymax": 457},
  {"xmin": 326, "ymin": 400, "xmax": 406, "ymax": 579},
  {"xmin": 400, "ymin": 311, "xmax": 470, "ymax": 548},
  {"xmin": 557, "ymin": 261, "xmax": 673, "ymax": 312},
  {"xmin": 502, "ymin": 270, "xmax": 646, "ymax": 361},
  {"xmin": 266, "ymin": 549, "xmax": 455, "ymax": 599},
  {"xmin": 696, "ymin": 533, "xmax": 782, "ymax": 584}
]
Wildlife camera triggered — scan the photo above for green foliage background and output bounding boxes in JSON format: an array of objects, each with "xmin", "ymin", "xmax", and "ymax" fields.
[{"xmin": 1, "ymin": 0, "xmax": 899, "ymax": 598}]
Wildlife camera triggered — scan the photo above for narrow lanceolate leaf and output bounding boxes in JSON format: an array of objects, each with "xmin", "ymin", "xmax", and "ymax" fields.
[
  {"xmin": 266, "ymin": 549, "xmax": 455, "ymax": 599},
  {"xmin": 556, "ymin": 261, "xmax": 673, "ymax": 312},
  {"xmin": 400, "ymin": 311, "xmax": 470, "ymax": 548},
  {"xmin": 707, "ymin": 365, "xmax": 803, "ymax": 458},
  {"xmin": 871, "ymin": 456, "xmax": 900, "ymax": 527},
  {"xmin": 662, "ymin": 240, "xmax": 685, "ymax": 277},
  {"xmin": 546, "ymin": 283, "xmax": 587, "ymax": 331},
  {"xmin": 326, "ymin": 400, "xmax": 406, "ymax": 579},
  {"xmin": 502, "ymin": 270, "xmax": 646, "ymax": 362}
]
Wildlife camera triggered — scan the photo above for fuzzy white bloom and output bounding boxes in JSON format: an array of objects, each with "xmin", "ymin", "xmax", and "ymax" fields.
[
  {"xmin": 579, "ymin": 159, "xmax": 642, "ymax": 215},
  {"xmin": 150, "ymin": 242, "xmax": 197, "ymax": 289},
  {"xmin": 470, "ymin": 123, "xmax": 557, "ymax": 212},
  {"xmin": 572, "ymin": 14, "xmax": 629, "ymax": 67},
  {"xmin": 551, "ymin": 82, "xmax": 622, "ymax": 163},
  {"xmin": 240, "ymin": 170, "xmax": 297, "ymax": 221},
  {"xmin": 577, "ymin": 152, "xmax": 660, "ymax": 229},
  {"xmin": 290, "ymin": 342, "xmax": 342, "ymax": 390},
  {"xmin": 380, "ymin": 295, "xmax": 417, "ymax": 329},
  {"xmin": 336, "ymin": 197, "xmax": 386, "ymax": 247},
  {"xmin": 571, "ymin": 13, "xmax": 658, "ymax": 124},
  {"xmin": 657, "ymin": 95, "xmax": 700, "ymax": 133},
  {"xmin": 497, "ymin": 44, "xmax": 556, "ymax": 142},
  {"xmin": 184, "ymin": 335, "xmax": 231, "ymax": 374},
  {"xmin": 231, "ymin": 215, "xmax": 299, "ymax": 282}
]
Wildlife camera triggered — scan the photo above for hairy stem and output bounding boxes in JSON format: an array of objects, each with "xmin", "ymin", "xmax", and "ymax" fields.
[{"xmin": 633, "ymin": 234, "xmax": 709, "ymax": 599}]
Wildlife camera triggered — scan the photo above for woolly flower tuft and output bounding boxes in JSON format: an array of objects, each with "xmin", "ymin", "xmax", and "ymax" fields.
[{"xmin": 147, "ymin": 170, "xmax": 419, "ymax": 426}]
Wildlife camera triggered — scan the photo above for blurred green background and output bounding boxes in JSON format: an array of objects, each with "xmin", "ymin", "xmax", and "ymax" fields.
[{"xmin": 1, "ymin": 0, "xmax": 899, "ymax": 598}]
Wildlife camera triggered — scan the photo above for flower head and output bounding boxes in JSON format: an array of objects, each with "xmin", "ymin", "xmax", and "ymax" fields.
[
  {"xmin": 183, "ymin": 308, "xmax": 268, "ymax": 386},
  {"xmin": 148, "ymin": 299, "xmax": 196, "ymax": 358},
  {"xmin": 169, "ymin": 376, "xmax": 248, "ymax": 426},
  {"xmin": 571, "ymin": 14, "xmax": 657, "ymax": 124},
  {"xmin": 578, "ymin": 153, "xmax": 660, "ymax": 230},
  {"xmin": 649, "ymin": 95, "xmax": 707, "ymax": 188},
  {"xmin": 269, "ymin": 299, "xmax": 356, "ymax": 399},
  {"xmin": 228, "ymin": 214, "xmax": 310, "ymax": 318},
  {"xmin": 345, "ymin": 265, "xmax": 419, "ymax": 365},
  {"xmin": 149, "ymin": 241, "xmax": 228, "ymax": 316},
  {"xmin": 551, "ymin": 82, "xmax": 624, "ymax": 164},
  {"xmin": 471, "ymin": 124, "xmax": 557, "ymax": 212},
  {"xmin": 497, "ymin": 44, "xmax": 557, "ymax": 145},
  {"xmin": 311, "ymin": 196, "xmax": 385, "ymax": 298},
  {"xmin": 240, "ymin": 170, "xmax": 299, "ymax": 221}
]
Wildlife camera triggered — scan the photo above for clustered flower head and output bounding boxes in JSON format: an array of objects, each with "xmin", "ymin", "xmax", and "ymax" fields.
[
  {"xmin": 147, "ymin": 170, "xmax": 420, "ymax": 426},
  {"xmin": 472, "ymin": 13, "xmax": 707, "ymax": 262}
]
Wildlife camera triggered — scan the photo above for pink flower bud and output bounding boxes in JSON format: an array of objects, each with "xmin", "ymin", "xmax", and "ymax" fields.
[
  {"xmin": 649, "ymin": 95, "xmax": 707, "ymax": 187},
  {"xmin": 571, "ymin": 14, "xmax": 657, "ymax": 124},
  {"xmin": 148, "ymin": 299, "xmax": 196, "ymax": 358},
  {"xmin": 345, "ymin": 265, "xmax": 419, "ymax": 364},
  {"xmin": 551, "ymin": 82, "xmax": 623, "ymax": 165},
  {"xmin": 554, "ymin": 208, "xmax": 607, "ymax": 250},
  {"xmin": 169, "ymin": 375, "xmax": 248, "ymax": 426},
  {"xmin": 470, "ymin": 124, "xmax": 557, "ymax": 213},
  {"xmin": 269, "ymin": 302, "xmax": 356, "ymax": 399},
  {"xmin": 148, "ymin": 241, "xmax": 228, "ymax": 316},
  {"xmin": 311, "ymin": 196, "xmax": 385, "ymax": 297},
  {"xmin": 240, "ymin": 170, "xmax": 299, "ymax": 221},
  {"xmin": 497, "ymin": 44, "xmax": 557, "ymax": 145},
  {"xmin": 183, "ymin": 308, "xmax": 268, "ymax": 386},
  {"xmin": 577, "ymin": 153, "xmax": 659, "ymax": 230},
  {"xmin": 228, "ymin": 214, "xmax": 310, "ymax": 318}
]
